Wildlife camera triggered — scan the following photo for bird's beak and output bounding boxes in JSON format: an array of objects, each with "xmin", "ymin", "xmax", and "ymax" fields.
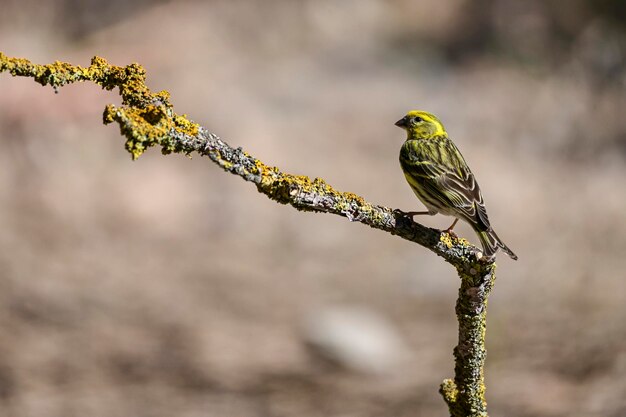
[{"xmin": 394, "ymin": 117, "xmax": 407, "ymax": 128}]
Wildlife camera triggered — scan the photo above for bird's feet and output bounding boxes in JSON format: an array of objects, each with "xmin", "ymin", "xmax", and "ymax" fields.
[
  {"xmin": 405, "ymin": 210, "xmax": 431, "ymax": 220},
  {"xmin": 392, "ymin": 209, "xmax": 428, "ymax": 220},
  {"xmin": 442, "ymin": 218, "xmax": 459, "ymax": 238}
]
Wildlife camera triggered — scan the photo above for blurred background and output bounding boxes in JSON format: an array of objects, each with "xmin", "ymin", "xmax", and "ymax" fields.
[{"xmin": 1, "ymin": 0, "xmax": 625, "ymax": 416}]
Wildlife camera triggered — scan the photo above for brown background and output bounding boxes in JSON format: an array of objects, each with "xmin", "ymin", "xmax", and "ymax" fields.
[{"xmin": 1, "ymin": 1, "xmax": 625, "ymax": 416}]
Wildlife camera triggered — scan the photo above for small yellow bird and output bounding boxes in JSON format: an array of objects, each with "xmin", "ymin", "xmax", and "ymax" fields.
[{"xmin": 396, "ymin": 111, "xmax": 517, "ymax": 260}]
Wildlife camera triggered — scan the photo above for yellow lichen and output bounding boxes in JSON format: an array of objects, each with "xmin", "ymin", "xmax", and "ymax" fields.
[
  {"xmin": 173, "ymin": 114, "xmax": 199, "ymax": 137},
  {"xmin": 0, "ymin": 53, "xmax": 205, "ymax": 160},
  {"xmin": 440, "ymin": 233, "xmax": 455, "ymax": 248},
  {"xmin": 440, "ymin": 378, "xmax": 458, "ymax": 404},
  {"xmin": 341, "ymin": 191, "xmax": 366, "ymax": 206}
]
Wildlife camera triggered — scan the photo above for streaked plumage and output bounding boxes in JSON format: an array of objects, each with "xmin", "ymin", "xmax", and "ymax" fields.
[{"xmin": 396, "ymin": 110, "xmax": 517, "ymax": 260}]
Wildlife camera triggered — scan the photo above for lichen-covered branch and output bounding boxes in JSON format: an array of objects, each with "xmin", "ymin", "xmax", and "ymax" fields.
[
  {"xmin": 0, "ymin": 52, "xmax": 498, "ymax": 417},
  {"xmin": 440, "ymin": 262, "xmax": 496, "ymax": 417}
]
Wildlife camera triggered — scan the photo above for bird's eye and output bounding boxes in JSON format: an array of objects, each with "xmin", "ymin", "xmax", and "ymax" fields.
[{"xmin": 412, "ymin": 117, "xmax": 423, "ymax": 124}]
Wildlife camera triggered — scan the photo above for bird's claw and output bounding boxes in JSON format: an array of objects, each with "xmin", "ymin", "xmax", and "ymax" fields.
[{"xmin": 392, "ymin": 209, "xmax": 414, "ymax": 221}]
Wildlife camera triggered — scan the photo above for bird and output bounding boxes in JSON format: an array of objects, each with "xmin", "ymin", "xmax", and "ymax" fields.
[{"xmin": 396, "ymin": 110, "xmax": 517, "ymax": 260}]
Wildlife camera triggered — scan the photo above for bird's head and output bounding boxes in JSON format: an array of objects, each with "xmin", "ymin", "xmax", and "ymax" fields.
[{"xmin": 395, "ymin": 110, "xmax": 447, "ymax": 139}]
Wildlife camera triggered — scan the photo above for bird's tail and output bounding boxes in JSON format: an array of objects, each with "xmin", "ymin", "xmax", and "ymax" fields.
[{"xmin": 477, "ymin": 228, "xmax": 518, "ymax": 260}]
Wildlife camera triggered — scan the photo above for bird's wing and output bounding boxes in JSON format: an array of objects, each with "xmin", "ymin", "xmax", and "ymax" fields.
[
  {"xmin": 436, "ymin": 168, "xmax": 490, "ymax": 231},
  {"xmin": 402, "ymin": 140, "xmax": 491, "ymax": 231}
]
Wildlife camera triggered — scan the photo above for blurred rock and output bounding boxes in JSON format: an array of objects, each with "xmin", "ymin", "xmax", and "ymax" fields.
[{"xmin": 303, "ymin": 306, "xmax": 410, "ymax": 375}]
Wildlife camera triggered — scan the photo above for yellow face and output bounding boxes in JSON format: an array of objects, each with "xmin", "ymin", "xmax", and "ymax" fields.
[{"xmin": 395, "ymin": 110, "xmax": 447, "ymax": 138}]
